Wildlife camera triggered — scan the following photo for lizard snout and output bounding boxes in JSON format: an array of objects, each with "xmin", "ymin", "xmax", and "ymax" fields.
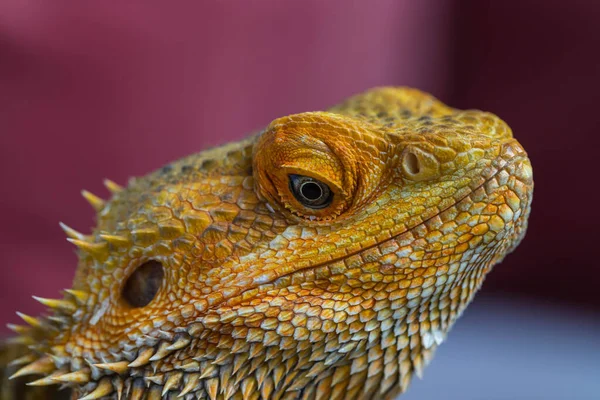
[{"xmin": 497, "ymin": 138, "xmax": 533, "ymax": 253}]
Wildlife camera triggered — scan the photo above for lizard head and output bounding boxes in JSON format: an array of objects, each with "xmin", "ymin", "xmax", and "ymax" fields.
[{"xmin": 8, "ymin": 88, "xmax": 533, "ymax": 399}]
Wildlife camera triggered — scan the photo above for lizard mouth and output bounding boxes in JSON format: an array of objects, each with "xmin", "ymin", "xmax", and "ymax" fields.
[{"xmin": 224, "ymin": 143, "xmax": 531, "ymax": 306}]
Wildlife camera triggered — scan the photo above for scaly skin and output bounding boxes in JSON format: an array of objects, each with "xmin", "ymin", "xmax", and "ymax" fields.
[{"xmin": 1, "ymin": 87, "xmax": 533, "ymax": 400}]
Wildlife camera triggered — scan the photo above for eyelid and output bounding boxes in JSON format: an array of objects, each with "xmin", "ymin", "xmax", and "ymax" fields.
[{"xmin": 279, "ymin": 166, "xmax": 345, "ymax": 197}]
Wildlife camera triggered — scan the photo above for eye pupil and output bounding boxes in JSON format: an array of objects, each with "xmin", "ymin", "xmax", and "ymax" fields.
[
  {"xmin": 122, "ymin": 260, "xmax": 164, "ymax": 308},
  {"xmin": 300, "ymin": 181, "xmax": 323, "ymax": 201},
  {"xmin": 289, "ymin": 174, "xmax": 333, "ymax": 209}
]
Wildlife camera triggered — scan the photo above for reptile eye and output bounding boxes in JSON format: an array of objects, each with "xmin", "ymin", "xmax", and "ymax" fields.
[
  {"xmin": 289, "ymin": 174, "xmax": 333, "ymax": 209},
  {"xmin": 122, "ymin": 260, "xmax": 164, "ymax": 308}
]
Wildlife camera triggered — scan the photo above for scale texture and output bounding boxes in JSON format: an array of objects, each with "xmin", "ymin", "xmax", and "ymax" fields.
[{"xmin": 0, "ymin": 87, "xmax": 533, "ymax": 399}]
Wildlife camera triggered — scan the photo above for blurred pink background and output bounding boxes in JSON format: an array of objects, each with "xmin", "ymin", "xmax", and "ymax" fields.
[
  {"xmin": 2, "ymin": 1, "xmax": 600, "ymax": 398},
  {"xmin": 1, "ymin": 0, "xmax": 598, "ymax": 334}
]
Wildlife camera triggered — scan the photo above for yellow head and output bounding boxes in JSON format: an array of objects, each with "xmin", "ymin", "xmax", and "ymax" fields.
[{"xmin": 8, "ymin": 87, "xmax": 533, "ymax": 399}]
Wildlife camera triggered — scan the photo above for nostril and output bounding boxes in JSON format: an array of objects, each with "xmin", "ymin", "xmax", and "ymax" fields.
[
  {"xmin": 400, "ymin": 147, "xmax": 440, "ymax": 182},
  {"xmin": 403, "ymin": 152, "xmax": 421, "ymax": 175},
  {"xmin": 122, "ymin": 260, "xmax": 164, "ymax": 308}
]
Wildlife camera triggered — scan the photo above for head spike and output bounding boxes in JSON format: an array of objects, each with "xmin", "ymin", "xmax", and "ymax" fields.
[
  {"xmin": 64, "ymin": 289, "xmax": 89, "ymax": 304},
  {"xmin": 128, "ymin": 348, "xmax": 154, "ymax": 368},
  {"xmin": 99, "ymin": 233, "xmax": 131, "ymax": 247},
  {"xmin": 26, "ymin": 370, "xmax": 66, "ymax": 386},
  {"xmin": 232, "ymin": 353, "xmax": 248, "ymax": 376},
  {"xmin": 241, "ymin": 377, "xmax": 257, "ymax": 400},
  {"xmin": 6, "ymin": 323, "xmax": 29, "ymax": 335},
  {"xmin": 5, "ymin": 335, "xmax": 34, "ymax": 346},
  {"xmin": 231, "ymin": 339, "xmax": 248, "ymax": 354},
  {"xmin": 199, "ymin": 363, "xmax": 218, "ymax": 379},
  {"xmin": 162, "ymin": 372, "xmax": 182, "ymax": 396},
  {"xmin": 52, "ymin": 369, "xmax": 91, "ymax": 384},
  {"xmin": 147, "ymin": 386, "xmax": 163, "ymax": 400},
  {"xmin": 58, "ymin": 222, "xmax": 90, "ymax": 241},
  {"xmin": 176, "ymin": 361, "xmax": 200, "ymax": 372},
  {"xmin": 32, "ymin": 296, "xmax": 77, "ymax": 313},
  {"xmin": 113, "ymin": 376, "xmax": 124, "ymax": 400},
  {"xmin": 46, "ymin": 353, "xmax": 68, "ymax": 368},
  {"xmin": 79, "ymin": 377, "xmax": 113, "ymax": 400},
  {"xmin": 50, "ymin": 344, "xmax": 67, "ymax": 357},
  {"xmin": 165, "ymin": 335, "xmax": 191, "ymax": 351},
  {"xmin": 7, "ymin": 353, "xmax": 37, "ymax": 368},
  {"xmin": 205, "ymin": 377, "xmax": 219, "ymax": 400},
  {"xmin": 81, "ymin": 190, "xmax": 105, "ymax": 211},
  {"xmin": 129, "ymin": 379, "xmax": 146, "ymax": 400},
  {"xmin": 66, "ymin": 238, "xmax": 108, "ymax": 258},
  {"xmin": 16, "ymin": 312, "xmax": 43, "ymax": 328},
  {"xmin": 47, "ymin": 315, "xmax": 70, "ymax": 326},
  {"xmin": 9, "ymin": 356, "xmax": 55, "ymax": 379},
  {"xmin": 148, "ymin": 342, "xmax": 173, "ymax": 362},
  {"xmin": 103, "ymin": 179, "xmax": 123, "ymax": 194},
  {"xmin": 93, "ymin": 361, "xmax": 129, "ymax": 375},
  {"xmin": 144, "ymin": 374, "xmax": 164, "ymax": 385},
  {"xmin": 178, "ymin": 373, "xmax": 200, "ymax": 397}
]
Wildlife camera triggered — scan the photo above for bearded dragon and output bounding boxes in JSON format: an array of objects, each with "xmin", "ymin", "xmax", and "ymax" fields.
[{"xmin": 1, "ymin": 87, "xmax": 533, "ymax": 400}]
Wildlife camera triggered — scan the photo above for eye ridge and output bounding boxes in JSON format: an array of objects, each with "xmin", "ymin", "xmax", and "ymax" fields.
[{"xmin": 289, "ymin": 174, "xmax": 333, "ymax": 209}]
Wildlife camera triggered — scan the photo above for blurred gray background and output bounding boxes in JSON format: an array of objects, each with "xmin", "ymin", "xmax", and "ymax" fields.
[{"xmin": 404, "ymin": 296, "xmax": 600, "ymax": 399}]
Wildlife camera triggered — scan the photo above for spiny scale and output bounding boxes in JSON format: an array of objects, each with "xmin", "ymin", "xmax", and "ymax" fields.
[
  {"xmin": 128, "ymin": 380, "xmax": 145, "ymax": 400},
  {"xmin": 80, "ymin": 190, "xmax": 105, "ymax": 211},
  {"xmin": 32, "ymin": 296, "xmax": 77, "ymax": 313},
  {"xmin": 53, "ymin": 369, "xmax": 90, "ymax": 384},
  {"xmin": 99, "ymin": 233, "xmax": 131, "ymax": 247},
  {"xmin": 103, "ymin": 178, "xmax": 124, "ymax": 194},
  {"xmin": 59, "ymin": 222, "xmax": 90, "ymax": 241},
  {"xmin": 179, "ymin": 373, "xmax": 201, "ymax": 397},
  {"xmin": 162, "ymin": 372, "xmax": 182, "ymax": 395},
  {"xmin": 79, "ymin": 377, "xmax": 113, "ymax": 400},
  {"xmin": 64, "ymin": 289, "xmax": 89, "ymax": 304},
  {"xmin": 9, "ymin": 356, "xmax": 55, "ymax": 379},
  {"xmin": 93, "ymin": 361, "xmax": 129, "ymax": 374},
  {"xmin": 148, "ymin": 342, "xmax": 174, "ymax": 362},
  {"xmin": 66, "ymin": 238, "xmax": 108, "ymax": 258},
  {"xmin": 7, "ymin": 353, "xmax": 36, "ymax": 368},
  {"xmin": 165, "ymin": 335, "xmax": 191, "ymax": 351},
  {"xmin": 15, "ymin": 312, "xmax": 43, "ymax": 329},
  {"xmin": 26, "ymin": 370, "xmax": 66, "ymax": 387},
  {"xmin": 6, "ymin": 323, "xmax": 29, "ymax": 335},
  {"xmin": 128, "ymin": 348, "xmax": 155, "ymax": 368},
  {"xmin": 144, "ymin": 375, "xmax": 164, "ymax": 386},
  {"xmin": 114, "ymin": 377, "xmax": 124, "ymax": 400}
]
